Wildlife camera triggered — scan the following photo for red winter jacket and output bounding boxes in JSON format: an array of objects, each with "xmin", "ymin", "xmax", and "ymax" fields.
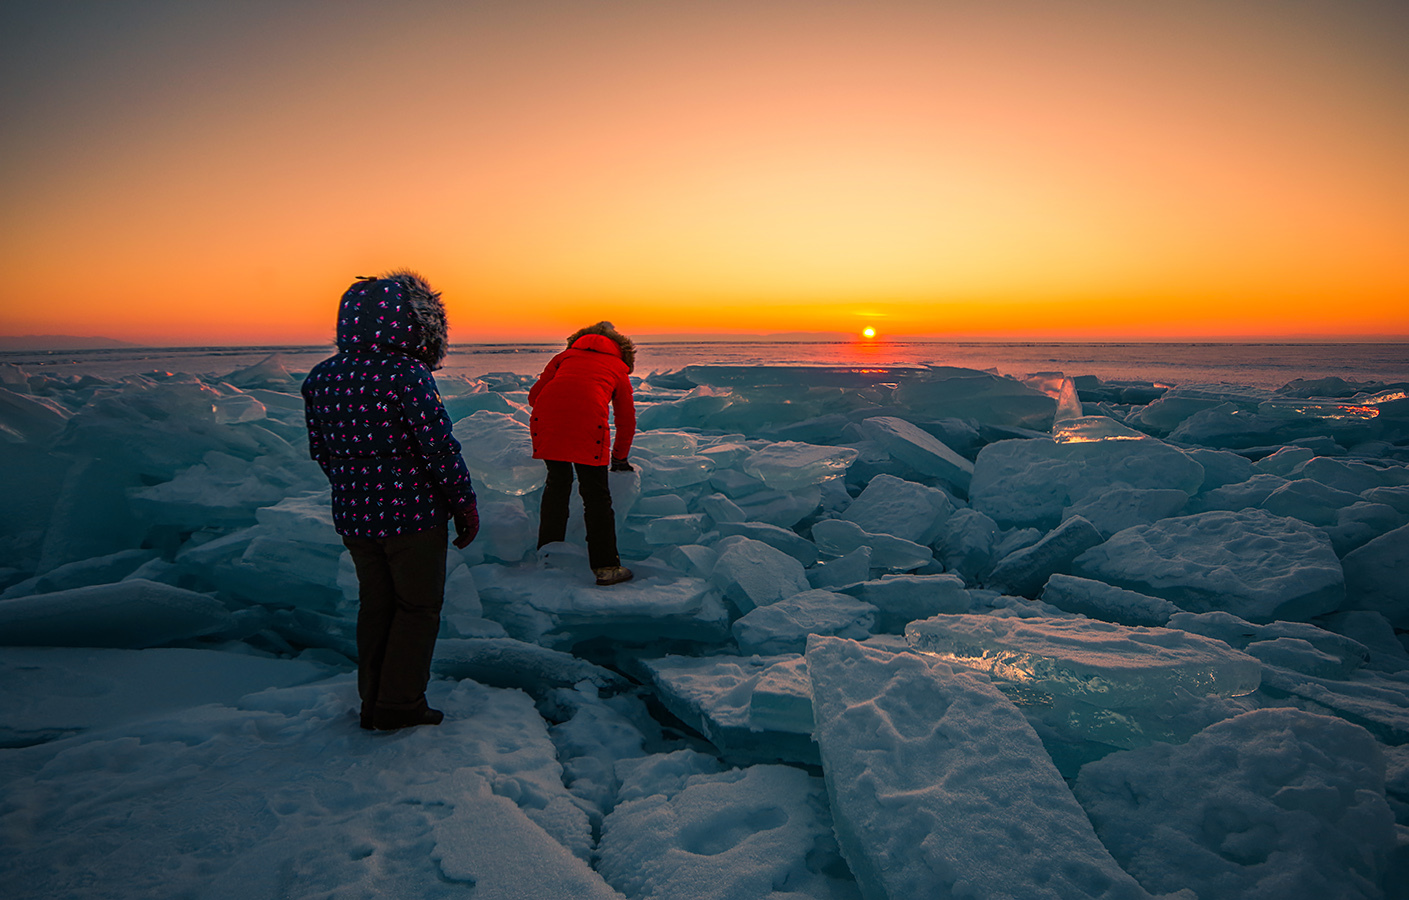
[{"xmin": 528, "ymin": 333, "xmax": 636, "ymax": 466}]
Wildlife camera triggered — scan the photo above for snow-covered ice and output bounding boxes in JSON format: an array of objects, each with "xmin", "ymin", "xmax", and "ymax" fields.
[
  {"xmin": 1040, "ymin": 573, "xmax": 1182, "ymax": 627},
  {"xmin": 732, "ymin": 588, "xmax": 876, "ymax": 655},
  {"xmin": 1075, "ymin": 708, "xmax": 1399, "ymax": 900},
  {"xmin": 838, "ymin": 472, "xmax": 955, "ymax": 544},
  {"xmin": 857, "ymin": 416, "xmax": 973, "ymax": 494},
  {"xmin": 3, "ymin": 355, "xmax": 1408, "ymax": 899},
  {"xmin": 1072, "ymin": 509, "xmax": 1346, "ymax": 623},
  {"xmin": 839, "ymin": 573, "xmax": 972, "ymax": 633},
  {"xmin": 633, "ymin": 654, "xmax": 822, "ymax": 766},
  {"xmin": 985, "ymin": 514, "xmax": 1104, "ymax": 597},
  {"xmin": 0, "ymin": 579, "xmax": 238, "ymax": 648},
  {"xmin": 968, "ymin": 433, "xmax": 1205, "ymax": 529},
  {"xmin": 597, "ymin": 757, "xmax": 857, "ymax": 900},
  {"xmin": 810, "ymin": 518, "xmax": 934, "ymax": 573},
  {"xmin": 805, "ymin": 635, "xmax": 1160, "ymax": 900},
  {"xmin": 1342, "ymin": 523, "xmax": 1409, "ymax": 627}
]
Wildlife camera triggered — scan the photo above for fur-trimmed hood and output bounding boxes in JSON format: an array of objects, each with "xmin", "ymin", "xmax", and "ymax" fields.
[
  {"xmin": 335, "ymin": 271, "xmax": 449, "ymax": 369},
  {"xmin": 565, "ymin": 321, "xmax": 635, "ymax": 372}
]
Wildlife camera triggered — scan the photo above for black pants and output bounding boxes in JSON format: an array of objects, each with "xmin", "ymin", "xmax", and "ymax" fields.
[
  {"xmin": 537, "ymin": 460, "xmax": 620, "ymax": 569},
  {"xmin": 342, "ymin": 525, "xmax": 447, "ymax": 721}
]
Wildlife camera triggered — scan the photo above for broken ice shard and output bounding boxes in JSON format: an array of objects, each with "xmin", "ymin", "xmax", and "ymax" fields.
[
  {"xmin": 810, "ymin": 518, "xmax": 933, "ymax": 572},
  {"xmin": 858, "ymin": 416, "xmax": 973, "ymax": 493},
  {"xmin": 839, "ymin": 473, "xmax": 955, "ymax": 545},
  {"xmin": 905, "ymin": 614, "xmax": 1261, "ymax": 707},
  {"xmin": 451, "ymin": 410, "xmax": 544, "ymax": 496},
  {"xmin": 1050, "ymin": 415, "xmax": 1148, "ymax": 444},
  {"xmin": 742, "ymin": 441, "xmax": 857, "ymax": 492},
  {"xmin": 806, "ymin": 635, "xmax": 1153, "ymax": 900}
]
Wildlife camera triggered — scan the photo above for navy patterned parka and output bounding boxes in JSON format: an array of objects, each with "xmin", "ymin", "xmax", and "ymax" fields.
[{"xmin": 302, "ymin": 274, "xmax": 478, "ymax": 538}]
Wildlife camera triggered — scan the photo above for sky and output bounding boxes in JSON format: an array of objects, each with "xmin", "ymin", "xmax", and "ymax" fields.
[{"xmin": 1, "ymin": 0, "xmax": 1407, "ymax": 345}]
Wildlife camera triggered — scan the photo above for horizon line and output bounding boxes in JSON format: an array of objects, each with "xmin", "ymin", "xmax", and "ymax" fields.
[{"xmin": 4, "ymin": 331, "xmax": 1409, "ymax": 352}]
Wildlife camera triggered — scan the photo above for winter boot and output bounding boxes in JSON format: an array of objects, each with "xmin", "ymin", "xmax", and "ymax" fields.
[{"xmin": 594, "ymin": 565, "xmax": 634, "ymax": 586}]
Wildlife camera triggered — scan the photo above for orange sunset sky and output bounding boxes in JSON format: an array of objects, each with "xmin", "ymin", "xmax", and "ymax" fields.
[{"xmin": 2, "ymin": 0, "xmax": 1407, "ymax": 345}]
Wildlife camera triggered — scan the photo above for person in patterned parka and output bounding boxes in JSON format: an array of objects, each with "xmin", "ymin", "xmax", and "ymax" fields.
[{"xmin": 302, "ymin": 271, "xmax": 478, "ymax": 731}]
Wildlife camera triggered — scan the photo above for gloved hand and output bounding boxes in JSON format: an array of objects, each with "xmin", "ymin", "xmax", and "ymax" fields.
[
  {"xmin": 453, "ymin": 506, "xmax": 480, "ymax": 548},
  {"xmin": 610, "ymin": 457, "xmax": 634, "ymax": 472}
]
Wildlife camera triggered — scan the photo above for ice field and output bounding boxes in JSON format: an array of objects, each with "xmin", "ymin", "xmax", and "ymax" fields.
[{"xmin": 2, "ymin": 354, "xmax": 1409, "ymax": 899}]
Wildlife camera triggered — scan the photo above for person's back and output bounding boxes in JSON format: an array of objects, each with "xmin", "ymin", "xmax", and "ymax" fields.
[
  {"xmin": 302, "ymin": 271, "xmax": 478, "ymax": 730},
  {"xmin": 531, "ymin": 334, "xmax": 627, "ymax": 402},
  {"xmin": 303, "ymin": 273, "xmax": 476, "ymax": 538},
  {"xmin": 527, "ymin": 322, "xmax": 636, "ymax": 585},
  {"xmin": 528, "ymin": 332, "xmax": 635, "ymax": 468}
]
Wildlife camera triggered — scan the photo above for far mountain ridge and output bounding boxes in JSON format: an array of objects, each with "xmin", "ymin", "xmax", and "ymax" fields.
[{"xmin": 0, "ymin": 334, "xmax": 141, "ymax": 350}]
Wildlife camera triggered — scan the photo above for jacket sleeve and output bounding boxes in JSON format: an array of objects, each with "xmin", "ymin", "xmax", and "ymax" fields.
[
  {"xmin": 610, "ymin": 369, "xmax": 636, "ymax": 461},
  {"xmin": 527, "ymin": 353, "xmax": 565, "ymax": 407},
  {"xmin": 300, "ymin": 378, "xmax": 333, "ymax": 479},
  {"xmin": 400, "ymin": 367, "xmax": 478, "ymax": 515}
]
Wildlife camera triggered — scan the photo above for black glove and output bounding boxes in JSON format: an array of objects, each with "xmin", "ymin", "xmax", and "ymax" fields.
[
  {"xmin": 453, "ymin": 506, "xmax": 480, "ymax": 548},
  {"xmin": 610, "ymin": 457, "xmax": 634, "ymax": 472}
]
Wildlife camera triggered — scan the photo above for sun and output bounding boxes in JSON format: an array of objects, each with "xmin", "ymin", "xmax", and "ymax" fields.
[{"xmin": 861, "ymin": 327, "xmax": 877, "ymax": 339}]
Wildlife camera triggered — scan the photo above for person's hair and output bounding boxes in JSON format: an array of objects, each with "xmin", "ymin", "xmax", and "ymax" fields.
[{"xmin": 567, "ymin": 321, "xmax": 635, "ymax": 372}]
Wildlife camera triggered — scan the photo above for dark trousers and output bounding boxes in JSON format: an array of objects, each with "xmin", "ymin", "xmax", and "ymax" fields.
[
  {"xmin": 342, "ymin": 525, "xmax": 447, "ymax": 720},
  {"xmin": 537, "ymin": 460, "xmax": 620, "ymax": 569}
]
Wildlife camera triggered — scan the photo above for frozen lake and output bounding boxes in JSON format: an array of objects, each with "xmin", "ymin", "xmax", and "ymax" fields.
[
  {"xmin": 1, "ymin": 349, "xmax": 1407, "ymax": 899},
  {"xmin": 5, "ymin": 339, "xmax": 1409, "ymax": 389}
]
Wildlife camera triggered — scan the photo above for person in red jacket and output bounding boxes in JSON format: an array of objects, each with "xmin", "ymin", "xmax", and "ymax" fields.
[{"xmin": 528, "ymin": 322, "xmax": 637, "ymax": 585}]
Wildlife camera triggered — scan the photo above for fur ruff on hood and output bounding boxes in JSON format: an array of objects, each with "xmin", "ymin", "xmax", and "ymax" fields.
[
  {"xmin": 565, "ymin": 321, "xmax": 635, "ymax": 372},
  {"xmin": 336, "ymin": 270, "xmax": 449, "ymax": 369}
]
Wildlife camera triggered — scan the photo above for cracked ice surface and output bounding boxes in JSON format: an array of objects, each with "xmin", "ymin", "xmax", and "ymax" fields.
[
  {"xmin": 806, "ymin": 636, "xmax": 1158, "ymax": 900},
  {"xmin": 1072, "ymin": 509, "xmax": 1346, "ymax": 623}
]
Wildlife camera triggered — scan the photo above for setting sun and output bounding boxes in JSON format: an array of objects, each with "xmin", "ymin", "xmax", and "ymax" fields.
[{"xmin": 862, "ymin": 327, "xmax": 877, "ymax": 339}]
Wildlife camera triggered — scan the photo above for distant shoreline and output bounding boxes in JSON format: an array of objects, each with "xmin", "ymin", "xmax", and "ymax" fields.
[
  {"xmin": 3, "ymin": 337, "xmax": 1408, "ymax": 355},
  {"xmin": 0, "ymin": 335, "xmax": 141, "ymax": 351}
]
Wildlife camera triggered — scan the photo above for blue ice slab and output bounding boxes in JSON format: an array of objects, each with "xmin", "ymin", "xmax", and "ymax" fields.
[
  {"xmin": 709, "ymin": 537, "xmax": 810, "ymax": 613},
  {"xmin": 985, "ymin": 515, "xmax": 1103, "ymax": 598},
  {"xmin": 1041, "ymin": 574, "xmax": 1180, "ymax": 627},
  {"xmin": 890, "ymin": 367, "xmax": 1058, "ymax": 431},
  {"xmin": 839, "ymin": 472, "xmax": 956, "ymax": 544},
  {"xmin": 732, "ymin": 588, "xmax": 875, "ymax": 655},
  {"xmin": 1072, "ymin": 509, "xmax": 1345, "ymax": 623},
  {"xmin": 905, "ymin": 613, "xmax": 1262, "ymax": 708},
  {"xmin": 714, "ymin": 521, "xmax": 819, "ymax": 566},
  {"xmin": 432, "ymin": 637, "xmax": 629, "ymax": 696},
  {"xmin": 806, "ymin": 636, "xmax": 1156, "ymax": 900},
  {"xmin": 839, "ymin": 573, "xmax": 972, "ymax": 633},
  {"xmin": 0, "ymin": 579, "xmax": 236, "ymax": 649},
  {"xmin": 635, "ymin": 653, "xmax": 821, "ymax": 765},
  {"xmin": 811, "ymin": 518, "xmax": 933, "ymax": 572},
  {"xmin": 473, "ymin": 563, "xmax": 730, "ymax": 648},
  {"xmin": 970, "ymin": 435, "xmax": 1204, "ymax": 530},
  {"xmin": 742, "ymin": 441, "xmax": 858, "ymax": 492},
  {"xmin": 858, "ymin": 416, "xmax": 973, "ymax": 493},
  {"xmin": 452, "ymin": 411, "xmax": 544, "ymax": 496}
]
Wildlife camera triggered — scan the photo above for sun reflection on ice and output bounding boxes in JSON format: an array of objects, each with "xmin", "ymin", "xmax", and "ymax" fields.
[{"xmin": 1052, "ymin": 415, "xmax": 1150, "ymax": 443}]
